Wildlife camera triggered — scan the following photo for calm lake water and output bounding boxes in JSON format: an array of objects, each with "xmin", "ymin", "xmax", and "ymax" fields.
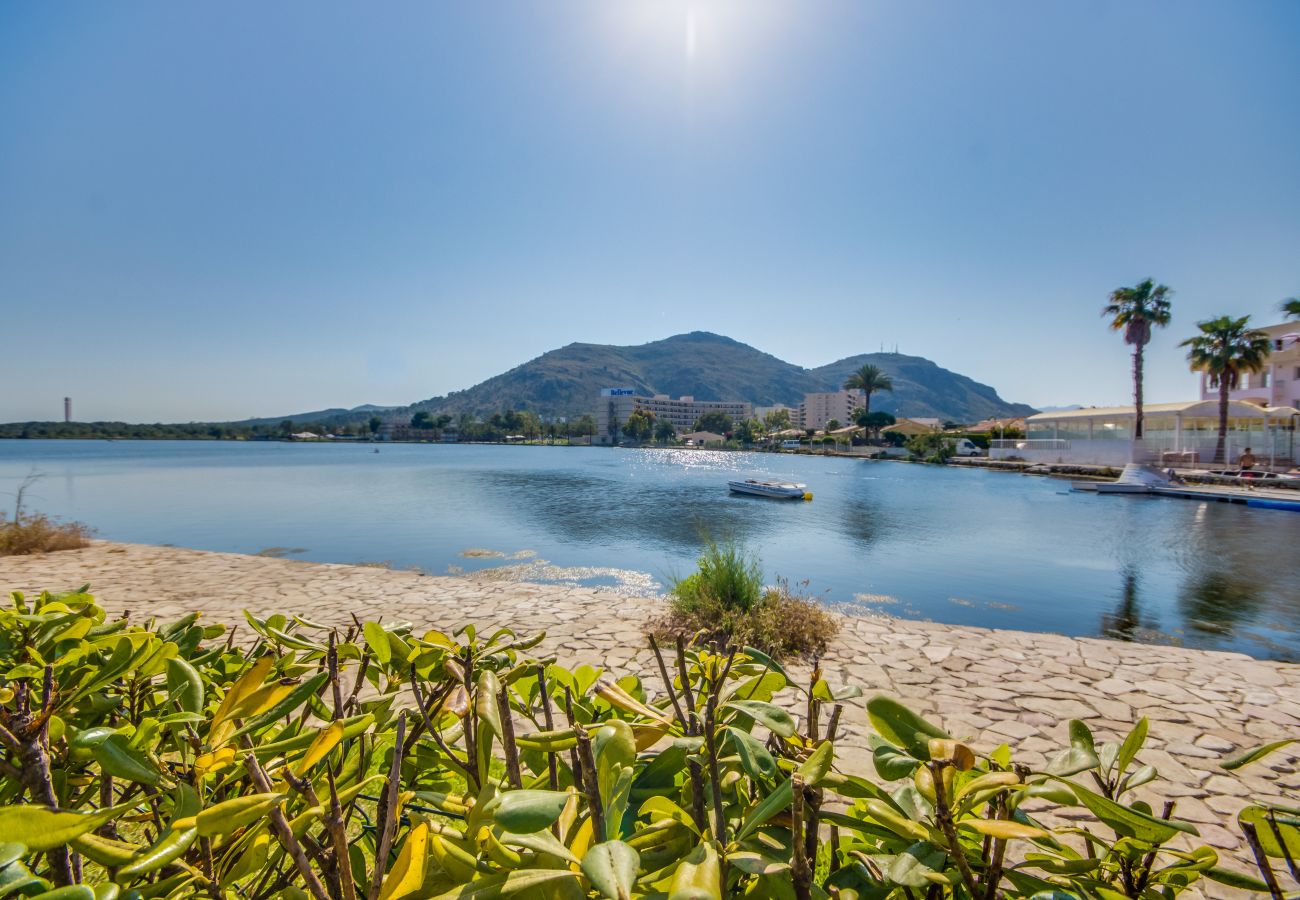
[{"xmin": 2, "ymin": 440, "xmax": 1298, "ymax": 661}]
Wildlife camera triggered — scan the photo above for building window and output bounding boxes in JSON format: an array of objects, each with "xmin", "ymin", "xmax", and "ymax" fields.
[{"xmin": 1260, "ymin": 371, "xmax": 1271, "ymax": 388}]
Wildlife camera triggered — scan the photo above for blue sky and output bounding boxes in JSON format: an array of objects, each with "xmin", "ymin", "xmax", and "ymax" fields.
[{"xmin": 2, "ymin": 1, "xmax": 1298, "ymax": 422}]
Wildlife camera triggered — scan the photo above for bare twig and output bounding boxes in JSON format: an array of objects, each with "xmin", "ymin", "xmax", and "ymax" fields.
[
  {"xmin": 366, "ymin": 712, "xmax": 407, "ymax": 900},
  {"xmin": 648, "ymin": 635, "xmax": 688, "ymax": 731},
  {"xmin": 1241, "ymin": 821, "xmax": 1285, "ymax": 900},
  {"xmin": 575, "ymin": 726, "xmax": 606, "ymax": 843},
  {"xmin": 497, "ymin": 687, "xmax": 522, "ymax": 789},
  {"xmin": 791, "ymin": 774, "xmax": 813, "ymax": 900},
  {"xmin": 242, "ymin": 747, "xmax": 330, "ymax": 900},
  {"xmin": 535, "ymin": 665, "xmax": 559, "ymax": 792}
]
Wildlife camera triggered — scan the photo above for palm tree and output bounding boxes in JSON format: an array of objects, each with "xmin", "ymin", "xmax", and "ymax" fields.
[
  {"xmin": 842, "ymin": 364, "xmax": 893, "ymax": 416},
  {"xmin": 1282, "ymin": 297, "xmax": 1300, "ymax": 320},
  {"xmin": 1102, "ymin": 279, "xmax": 1173, "ymax": 441},
  {"xmin": 1180, "ymin": 315, "xmax": 1272, "ymax": 463}
]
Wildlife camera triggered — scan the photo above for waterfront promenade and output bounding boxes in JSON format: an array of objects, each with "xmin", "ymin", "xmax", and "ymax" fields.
[{"xmin": 3, "ymin": 541, "xmax": 1297, "ymax": 892}]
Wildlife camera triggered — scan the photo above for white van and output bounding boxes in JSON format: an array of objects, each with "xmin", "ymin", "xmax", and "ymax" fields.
[
  {"xmin": 781, "ymin": 440, "xmax": 802, "ymax": 449},
  {"xmin": 953, "ymin": 438, "xmax": 983, "ymax": 457}
]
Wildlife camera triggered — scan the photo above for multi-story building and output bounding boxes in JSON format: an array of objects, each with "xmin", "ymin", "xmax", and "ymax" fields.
[
  {"xmin": 594, "ymin": 389, "xmax": 752, "ymax": 445},
  {"xmin": 798, "ymin": 390, "xmax": 865, "ymax": 432},
  {"xmin": 1196, "ymin": 320, "xmax": 1300, "ymax": 409}
]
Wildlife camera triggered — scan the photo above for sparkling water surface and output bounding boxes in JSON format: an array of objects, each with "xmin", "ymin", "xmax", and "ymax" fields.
[{"xmin": 2, "ymin": 440, "xmax": 1297, "ymax": 661}]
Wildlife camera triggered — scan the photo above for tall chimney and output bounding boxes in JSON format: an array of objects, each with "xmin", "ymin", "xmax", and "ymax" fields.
[{"xmin": 64, "ymin": 397, "xmax": 71, "ymax": 423}]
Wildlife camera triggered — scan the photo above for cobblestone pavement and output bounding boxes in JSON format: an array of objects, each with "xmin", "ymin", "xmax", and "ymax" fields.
[{"xmin": 3, "ymin": 542, "xmax": 1297, "ymax": 895}]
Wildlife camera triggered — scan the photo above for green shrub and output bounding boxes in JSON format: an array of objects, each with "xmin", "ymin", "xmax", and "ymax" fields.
[
  {"xmin": 674, "ymin": 540, "xmax": 763, "ymax": 614},
  {"xmin": 906, "ymin": 432, "xmax": 954, "ymax": 463},
  {"xmin": 0, "ymin": 587, "xmax": 1278, "ymax": 900}
]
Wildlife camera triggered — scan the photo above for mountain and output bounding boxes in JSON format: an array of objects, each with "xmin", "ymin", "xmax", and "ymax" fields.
[
  {"xmin": 391, "ymin": 332, "xmax": 1032, "ymax": 424},
  {"xmin": 258, "ymin": 332, "xmax": 1033, "ymax": 427},
  {"xmin": 411, "ymin": 332, "xmax": 825, "ymax": 420},
  {"xmin": 810, "ymin": 353, "xmax": 1037, "ymax": 421},
  {"xmin": 230, "ymin": 404, "xmax": 397, "ymax": 427}
]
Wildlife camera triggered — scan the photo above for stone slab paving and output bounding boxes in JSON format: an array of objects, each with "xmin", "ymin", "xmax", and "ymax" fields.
[{"xmin": 3, "ymin": 542, "xmax": 1297, "ymax": 896}]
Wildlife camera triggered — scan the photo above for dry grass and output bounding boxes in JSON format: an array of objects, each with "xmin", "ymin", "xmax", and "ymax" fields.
[
  {"xmin": 651, "ymin": 576, "xmax": 840, "ymax": 660},
  {"xmin": 0, "ymin": 512, "xmax": 93, "ymax": 556}
]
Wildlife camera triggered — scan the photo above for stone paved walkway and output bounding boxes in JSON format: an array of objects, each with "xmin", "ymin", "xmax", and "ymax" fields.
[{"xmin": 3, "ymin": 542, "xmax": 1297, "ymax": 895}]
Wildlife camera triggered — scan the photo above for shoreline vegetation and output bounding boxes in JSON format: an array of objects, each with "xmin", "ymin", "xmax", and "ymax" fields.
[{"xmin": 0, "ymin": 584, "xmax": 1294, "ymax": 898}]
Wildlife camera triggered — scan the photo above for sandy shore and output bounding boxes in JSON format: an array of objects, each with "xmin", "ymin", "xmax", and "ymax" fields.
[{"xmin": 3, "ymin": 541, "xmax": 1297, "ymax": 893}]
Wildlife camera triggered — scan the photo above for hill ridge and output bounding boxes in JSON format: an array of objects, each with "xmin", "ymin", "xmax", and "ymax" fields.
[{"xmin": 277, "ymin": 333, "xmax": 1033, "ymax": 425}]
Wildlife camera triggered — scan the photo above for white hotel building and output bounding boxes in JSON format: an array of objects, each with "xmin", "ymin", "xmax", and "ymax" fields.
[
  {"xmin": 798, "ymin": 390, "xmax": 866, "ymax": 431},
  {"xmin": 594, "ymin": 389, "xmax": 752, "ymax": 445}
]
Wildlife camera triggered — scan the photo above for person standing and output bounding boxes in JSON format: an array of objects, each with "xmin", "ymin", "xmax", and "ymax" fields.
[{"xmin": 1239, "ymin": 447, "xmax": 1256, "ymax": 471}]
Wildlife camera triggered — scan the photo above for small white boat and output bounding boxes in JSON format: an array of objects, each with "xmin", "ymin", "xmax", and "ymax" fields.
[{"xmin": 728, "ymin": 479, "xmax": 812, "ymax": 500}]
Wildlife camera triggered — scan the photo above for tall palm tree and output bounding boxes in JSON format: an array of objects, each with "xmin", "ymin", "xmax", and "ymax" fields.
[
  {"xmin": 1180, "ymin": 315, "xmax": 1272, "ymax": 464},
  {"xmin": 1282, "ymin": 297, "xmax": 1300, "ymax": 320},
  {"xmin": 1102, "ymin": 279, "xmax": 1173, "ymax": 441},
  {"xmin": 843, "ymin": 364, "xmax": 893, "ymax": 416}
]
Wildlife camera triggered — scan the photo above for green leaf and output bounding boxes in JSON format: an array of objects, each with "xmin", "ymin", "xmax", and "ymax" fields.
[
  {"xmin": 668, "ymin": 841, "xmax": 721, "ymax": 900},
  {"xmin": 796, "ymin": 741, "xmax": 834, "ymax": 786},
  {"xmin": 872, "ymin": 742, "xmax": 920, "ymax": 781},
  {"xmin": 491, "ymin": 790, "xmax": 570, "ymax": 834},
  {"xmin": 722, "ymin": 700, "xmax": 795, "ymax": 738},
  {"xmin": 1204, "ymin": 866, "xmax": 1273, "ymax": 892},
  {"xmin": 727, "ymin": 727, "xmax": 779, "ymax": 786},
  {"xmin": 1222, "ymin": 738, "xmax": 1296, "ymax": 771},
  {"xmin": 1067, "ymin": 781, "xmax": 1197, "ymax": 843},
  {"xmin": 733, "ymin": 780, "xmax": 793, "ymax": 844},
  {"xmin": 726, "ymin": 850, "xmax": 790, "ymax": 876},
  {"xmin": 430, "ymin": 870, "xmax": 581, "ymax": 899},
  {"xmin": 0, "ymin": 805, "xmax": 127, "ymax": 852},
  {"xmin": 1068, "ymin": 720, "xmax": 1096, "ymax": 756},
  {"xmin": 363, "ymin": 622, "xmax": 392, "ymax": 665},
  {"xmin": 581, "ymin": 841, "xmax": 639, "ymax": 900},
  {"xmin": 811, "ymin": 680, "xmax": 863, "ymax": 703},
  {"xmin": 866, "ymin": 696, "xmax": 950, "ymax": 759},
  {"xmin": 1114, "ymin": 717, "xmax": 1148, "ymax": 778},
  {"xmin": 1045, "ymin": 747, "xmax": 1098, "ymax": 777},
  {"xmin": 1238, "ymin": 806, "xmax": 1300, "ymax": 859},
  {"xmin": 224, "ymin": 671, "xmax": 330, "ymax": 741},
  {"xmin": 885, "ymin": 842, "xmax": 947, "ymax": 889},
  {"xmin": 499, "ymin": 829, "xmax": 578, "ymax": 864},
  {"xmin": 93, "ymin": 735, "xmax": 162, "ymax": 786}
]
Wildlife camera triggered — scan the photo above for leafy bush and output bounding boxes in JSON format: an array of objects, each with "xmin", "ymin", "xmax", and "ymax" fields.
[
  {"xmin": 0, "ymin": 587, "xmax": 1282, "ymax": 900},
  {"xmin": 906, "ymin": 432, "xmax": 953, "ymax": 463},
  {"xmin": 0, "ymin": 511, "xmax": 91, "ymax": 556}
]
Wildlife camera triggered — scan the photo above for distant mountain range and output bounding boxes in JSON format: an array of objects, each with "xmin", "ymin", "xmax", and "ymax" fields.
[{"xmin": 254, "ymin": 332, "xmax": 1034, "ymax": 426}]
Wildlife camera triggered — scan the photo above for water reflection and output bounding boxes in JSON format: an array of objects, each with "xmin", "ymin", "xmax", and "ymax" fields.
[
  {"xmin": 1101, "ymin": 568, "xmax": 1147, "ymax": 642},
  {"xmin": 1178, "ymin": 570, "xmax": 1263, "ymax": 635},
  {"xmin": 465, "ymin": 468, "xmax": 774, "ymax": 551}
]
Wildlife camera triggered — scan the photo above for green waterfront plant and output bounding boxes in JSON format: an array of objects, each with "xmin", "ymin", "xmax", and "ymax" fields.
[
  {"xmin": 1222, "ymin": 738, "xmax": 1300, "ymax": 897},
  {"xmin": 0, "ymin": 587, "xmax": 1281, "ymax": 899}
]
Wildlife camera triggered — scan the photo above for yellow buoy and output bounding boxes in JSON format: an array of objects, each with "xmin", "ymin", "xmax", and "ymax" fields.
[{"xmin": 803, "ymin": 492, "xmax": 813, "ymax": 501}]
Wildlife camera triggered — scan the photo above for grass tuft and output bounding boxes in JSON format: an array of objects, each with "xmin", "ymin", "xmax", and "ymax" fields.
[
  {"xmin": 0, "ymin": 512, "xmax": 93, "ymax": 556},
  {"xmin": 651, "ymin": 541, "xmax": 838, "ymax": 659}
]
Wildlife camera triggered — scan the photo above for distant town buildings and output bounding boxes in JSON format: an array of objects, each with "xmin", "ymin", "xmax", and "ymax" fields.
[
  {"xmin": 798, "ymin": 391, "xmax": 865, "ymax": 432},
  {"xmin": 1196, "ymin": 321, "xmax": 1300, "ymax": 410},
  {"xmin": 594, "ymin": 389, "xmax": 752, "ymax": 445}
]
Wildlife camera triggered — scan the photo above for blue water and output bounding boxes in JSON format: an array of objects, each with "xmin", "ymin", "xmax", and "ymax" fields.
[{"xmin": 2, "ymin": 440, "xmax": 1297, "ymax": 661}]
